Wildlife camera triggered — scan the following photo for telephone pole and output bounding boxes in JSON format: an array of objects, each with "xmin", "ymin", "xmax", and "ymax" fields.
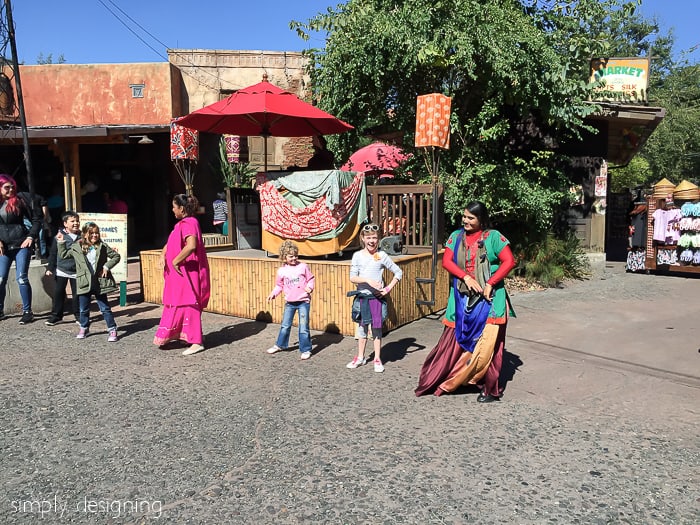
[{"xmin": 0, "ymin": 0, "xmax": 36, "ymax": 207}]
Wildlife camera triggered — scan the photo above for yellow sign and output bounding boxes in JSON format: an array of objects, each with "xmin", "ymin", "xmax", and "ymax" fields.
[{"xmin": 590, "ymin": 57, "xmax": 650, "ymax": 104}]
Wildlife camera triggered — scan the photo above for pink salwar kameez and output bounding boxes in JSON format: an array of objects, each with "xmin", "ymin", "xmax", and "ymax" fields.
[{"xmin": 154, "ymin": 217, "xmax": 210, "ymax": 346}]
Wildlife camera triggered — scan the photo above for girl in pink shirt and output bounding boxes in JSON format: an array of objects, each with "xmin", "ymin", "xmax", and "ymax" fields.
[{"xmin": 266, "ymin": 240, "xmax": 315, "ymax": 359}]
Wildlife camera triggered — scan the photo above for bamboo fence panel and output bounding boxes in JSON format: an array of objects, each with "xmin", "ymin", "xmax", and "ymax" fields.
[{"xmin": 140, "ymin": 250, "xmax": 449, "ymax": 336}]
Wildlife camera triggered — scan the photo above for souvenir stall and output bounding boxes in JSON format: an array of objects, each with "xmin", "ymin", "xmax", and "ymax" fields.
[
  {"xmin": 257, "ymin": 169, "xmax": 367, "ymax": 257},
  {"xmin": 642, "ymin": 178, "xmax": 700, "ymax": 274}
]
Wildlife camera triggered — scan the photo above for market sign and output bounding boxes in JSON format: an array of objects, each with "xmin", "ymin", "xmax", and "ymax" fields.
[{"xmin": 589, "ymin": 57, "xmax": 650, "ymax": 104}]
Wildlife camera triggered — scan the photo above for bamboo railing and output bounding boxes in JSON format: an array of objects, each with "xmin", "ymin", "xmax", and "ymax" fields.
[{"xmin": 140, "ymin": 250, "xmax": 449, "ymax": 336}]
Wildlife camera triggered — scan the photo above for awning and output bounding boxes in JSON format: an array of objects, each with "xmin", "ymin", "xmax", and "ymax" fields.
[
  {"xmin": 561, "ymin": 102, "xmax": 666, "ymax": 167},
  {"xmin": 0, "ymin": 124, "xmax": 170, "ymax": 144}
]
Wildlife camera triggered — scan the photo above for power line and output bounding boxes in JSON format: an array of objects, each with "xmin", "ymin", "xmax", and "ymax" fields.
[{"xmin": 97, "ymin": 0, "xmax": 242, "ymax": 93}]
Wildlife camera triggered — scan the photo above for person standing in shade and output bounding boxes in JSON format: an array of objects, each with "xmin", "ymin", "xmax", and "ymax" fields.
[
  {"xmin": 45, "ymin": 211, "xmax": 81, "ymax": 325},
  {"xmin": 0, "ymin": 174, "xmax": 41, "ymax": 324},
  {"xmin": 154, "ymin": 194, "xmax": 211, "ymax": 356},
  {"xmin": 212, "ymin": 192, "xmax": 228, "ymax": 234}
]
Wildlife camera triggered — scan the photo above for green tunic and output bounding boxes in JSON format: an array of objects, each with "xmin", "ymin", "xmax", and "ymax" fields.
[{"xmin": 443, "ymin": 228, "xmax": 514, "ymax": 324}]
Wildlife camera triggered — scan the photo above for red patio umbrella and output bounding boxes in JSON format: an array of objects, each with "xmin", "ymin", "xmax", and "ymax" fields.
[
  {"xmin": 341, "ymin": 141, "xmax": 412, "ymax": 177},
  {"xmin": 176, "ymin": 74, "xmax": 353, "ymax": 172}
]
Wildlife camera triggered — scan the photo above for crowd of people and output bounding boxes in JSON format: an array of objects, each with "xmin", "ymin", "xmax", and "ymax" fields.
[{"xmin": 1, "ymin": 174, "xmax": 516, "ymax": 402}]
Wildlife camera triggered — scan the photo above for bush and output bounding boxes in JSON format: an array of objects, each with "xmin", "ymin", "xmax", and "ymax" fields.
[{"xmin": 518, "ymin": 232, "xmax": 590, "ymax": 287}]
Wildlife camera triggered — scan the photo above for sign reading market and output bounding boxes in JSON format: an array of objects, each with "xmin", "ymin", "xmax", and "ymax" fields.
[{"xmin": 589, "ymin": 57, "xmax": 650, "ymax": 104}]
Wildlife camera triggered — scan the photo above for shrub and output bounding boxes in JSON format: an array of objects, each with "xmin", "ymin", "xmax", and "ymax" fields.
[{"xmin": 518, "ymin": 232, "xmax": 590, "ymax": 287}]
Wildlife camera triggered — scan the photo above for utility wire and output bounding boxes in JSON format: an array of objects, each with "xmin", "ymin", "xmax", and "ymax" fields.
[{"xmin": 97, "ymin": 0, "xmax": 242, "ymax": 92}]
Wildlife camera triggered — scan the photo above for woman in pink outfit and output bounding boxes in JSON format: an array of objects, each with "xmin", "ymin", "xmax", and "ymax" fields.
[{"xmin": 154, "ymin": 194, "xmax": 210, "ymax": 355}]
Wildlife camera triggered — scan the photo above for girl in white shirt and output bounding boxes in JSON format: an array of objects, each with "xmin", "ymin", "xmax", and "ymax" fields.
[{"xmin": 346, "ymin": 223, "xmax": 402, "ymax": 373}]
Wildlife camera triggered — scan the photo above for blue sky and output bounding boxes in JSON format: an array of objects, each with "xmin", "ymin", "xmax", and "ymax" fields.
[{"xmin": 9, "ymin": 0, "xmax": 698, "ymax": 65}]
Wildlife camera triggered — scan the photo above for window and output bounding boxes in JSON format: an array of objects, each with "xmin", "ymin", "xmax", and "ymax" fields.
[{"xmin": 129, "ymin": 84, "xmax": 145, "ymax": 98}]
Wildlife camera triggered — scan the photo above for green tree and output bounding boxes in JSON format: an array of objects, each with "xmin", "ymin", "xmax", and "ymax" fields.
[
  {"xmin": 610, "ymin": 155, "xmax": 652, "ymax": 192},
  {"xmin": 292, "ymin": 0, "xmax": 650, "ymax": 236},
  {"xmin": 36, "ymin": 53, "xmax": 66, "ymax": 64},
  {"xmin": 642, "ymin": 62, "xmax": 700, "ymax": 184}
]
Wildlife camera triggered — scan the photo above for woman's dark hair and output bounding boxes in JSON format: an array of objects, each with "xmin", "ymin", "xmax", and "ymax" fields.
[
  {"xmin": 465, "ymin": 201, "xmax": 489, "ymax": 228},
  {"xmin": 173, "ymin": 194, "xmax": 199, "ymax": 216}
]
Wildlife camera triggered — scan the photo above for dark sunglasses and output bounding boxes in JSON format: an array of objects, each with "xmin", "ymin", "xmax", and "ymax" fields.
[{"xmin": 362, "ymin": 224, "xmax": 380, "ymax": 232}]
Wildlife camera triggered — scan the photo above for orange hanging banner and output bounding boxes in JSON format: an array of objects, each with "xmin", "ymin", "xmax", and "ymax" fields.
[{"xmin": 415, "ymin": 93, "xmax": 451, "ymax": 149}]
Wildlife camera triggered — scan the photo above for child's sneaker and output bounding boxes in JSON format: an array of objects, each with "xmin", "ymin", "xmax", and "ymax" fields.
[
  {"xmin": 373, "ymin": 359, "xmax": 385, "ymax": 373},
  {"xmin": 346, "ymin": 356, "xmax": 366, "ymax": 369},
  {"xmin": 44, "ymin": 315, "xmax": 61, "ymax": 326},
  {"xmin": 76, "ymin": 327, "xmax": 88, "ymax": 339},
  {"xmin": 300, "ymin": 351, "xmax": 311, "ymax": 360},
  {"xmin": 266, "ymin": 345, "xmax": 282, "ymax": 354},
  {"xmin": 107, "ymin": 329, "xmax": 118, "ymax": 342}
]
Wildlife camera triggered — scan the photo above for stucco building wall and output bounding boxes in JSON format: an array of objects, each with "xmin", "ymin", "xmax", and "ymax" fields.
[{"xmin": 19, "ymin": 63, "xmax": 179, "ymax": 126}]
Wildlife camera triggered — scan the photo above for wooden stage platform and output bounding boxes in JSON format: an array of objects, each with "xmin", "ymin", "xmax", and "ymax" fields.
[{"xmin": 140, "ymin": 248, "xmax": 449, "ymax": 336}]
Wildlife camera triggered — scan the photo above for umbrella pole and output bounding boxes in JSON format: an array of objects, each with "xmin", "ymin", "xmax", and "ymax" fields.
[{"xmin": 262, "ymin": 132, "xmax": 269, "ymax": 174}]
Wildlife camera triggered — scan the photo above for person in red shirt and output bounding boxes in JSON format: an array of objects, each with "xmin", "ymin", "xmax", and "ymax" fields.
[{"xmin": 416, "ymin": 201, "xmax": 516, "ymax": 401}]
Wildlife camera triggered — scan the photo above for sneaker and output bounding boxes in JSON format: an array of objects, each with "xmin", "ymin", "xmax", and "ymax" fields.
[
  {"xmin": 45, "ymin": 315, "xmax": 62, "ymax": 326},
  {"xmin": 266, "ymin": 345, "xmax": 282, "ymax": 354},
  {"xmin": 346, "ymin": 356, "xmax": 366, "ymax": 369},
  {"xmin": 0, "ymin": 313, "xmax": 6, "ymax": 321},
  {"xmin": 19, "ymin": 311, "xmax": 34, "ymax": 324},
  {"xmin": 107, "ymin": 329, "xmax": 118, "ymax": 342},
  {"xmin": 182, "ymin": 344, "xmax": 204, "ymax": 356},
  {"xmin": 300, "ymin": 351, "xmax": 311, "ymax": 360},
  {"xmin": 373, "ymin": 359, "xmax": 385, "ymax": 373},
  {"xmin": 76, "ymin": 327, "xmax": 88, "ymax": 339}
]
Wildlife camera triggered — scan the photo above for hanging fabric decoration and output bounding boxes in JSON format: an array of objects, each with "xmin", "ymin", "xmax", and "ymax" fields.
[
  {"xmin": 224, "ymin": 135, "xmax": 241, "ymax": 164},
  {"xmin": 170, "ymin": 119, "xmax": 199, "ymax": 196}
]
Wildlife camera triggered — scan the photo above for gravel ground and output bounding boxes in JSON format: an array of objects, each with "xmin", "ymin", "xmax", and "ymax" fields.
[{"xmin": 1, "ymin": 262, "xmax": 698, "ymax": 524}]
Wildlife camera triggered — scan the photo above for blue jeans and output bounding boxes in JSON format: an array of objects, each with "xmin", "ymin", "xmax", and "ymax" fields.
[
  {"xmin": 78, "ymin": 293, "xmax": 116, "ymax": 330},
  {"xmin": 275, "ymin": 301, "xmax": 311, "ymax": 353},
  {"xmin": 0, "ymin": 247, "xmax": 33, "ymax": 314}
]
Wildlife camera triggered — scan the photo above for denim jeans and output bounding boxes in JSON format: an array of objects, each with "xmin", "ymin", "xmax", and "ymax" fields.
[
  {"xmin": 275, "ymin": 301, "xmax": 311, "ymax": 353},
  {"xmin": 78, "ymin": 293, "xmax": 116, "ymax": 330},
  {"xmin": 0, "ymin": 247, "xmax": 33, "ymax": 314}
]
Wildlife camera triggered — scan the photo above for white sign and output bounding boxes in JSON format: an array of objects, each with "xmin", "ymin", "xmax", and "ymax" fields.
[{"xmin": 78, "ymin": 213, "xmax": 128, "ymax": 283}]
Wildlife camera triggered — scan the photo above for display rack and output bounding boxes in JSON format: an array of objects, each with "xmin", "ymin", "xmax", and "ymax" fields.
[{"xmin": 645, "ymin": 196, "xmax": 700, "ymax": 274}]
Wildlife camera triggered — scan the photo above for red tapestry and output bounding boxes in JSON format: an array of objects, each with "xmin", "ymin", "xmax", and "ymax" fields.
[{"xmin": 259, "ymin": 172, "xmax": 365, "ymax": 239}]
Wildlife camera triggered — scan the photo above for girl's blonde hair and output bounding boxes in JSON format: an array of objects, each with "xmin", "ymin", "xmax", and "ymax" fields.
[
  {"xmin": 278, "ymin": 240, "xmax": 299, "ymax": 262},
  {"xmin": 81, "ymin": 222, "xmax": 101, "ymax": 253}
]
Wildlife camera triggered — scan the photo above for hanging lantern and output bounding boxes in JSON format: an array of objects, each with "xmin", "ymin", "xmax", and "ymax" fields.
[
  {"xmin": 415, "ymin": 94, "xmax": 451, "ymax": 149},
  {"xmin": 224, "ymin": 134, "xmax": 241, "ymax": 163},
  {"xmin": 170, "ymin": 119, "xmax": 199, "ymax": 196}
]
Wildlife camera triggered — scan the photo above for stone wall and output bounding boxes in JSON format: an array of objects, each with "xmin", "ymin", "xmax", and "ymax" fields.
[{"xmin": 282, "ymin": 137, "xmax": 314, "ymax": 168}]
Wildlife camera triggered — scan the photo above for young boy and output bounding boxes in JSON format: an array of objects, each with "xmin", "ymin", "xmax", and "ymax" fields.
[{"xmin": 44, "ymin": 211, "xmax": 80, "ymax": 325}]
